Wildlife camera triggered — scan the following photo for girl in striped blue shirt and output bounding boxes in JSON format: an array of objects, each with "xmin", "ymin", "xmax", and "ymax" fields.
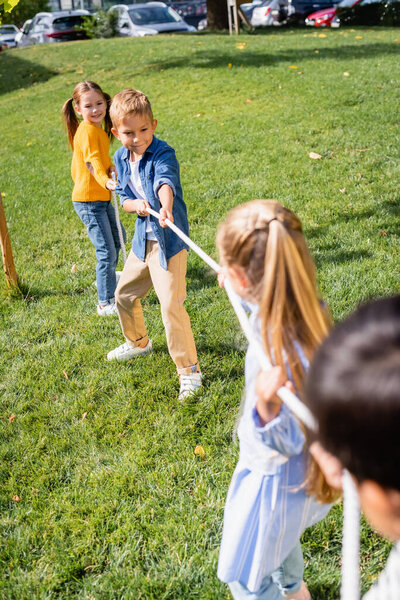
[{"xmin": 216, "ymin": 200, "xmax": 338, "ymax": 600}]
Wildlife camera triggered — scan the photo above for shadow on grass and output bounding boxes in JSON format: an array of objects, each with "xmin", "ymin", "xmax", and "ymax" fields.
[
  {"xmin": 146, "ymin": 41, "xmax": 400, "ymax": 72},
  {"xmin": 315, "ymin": 247, "xmax": 372, "ymax": 266},
  {"xmin": 0, "ymin": 51, "xmax": 58, "ymax": 96},
  {"xmin": 309, "ymin": 583, "xmax": 341, "ymax": 600},
  {"xmin": 16, "ymin": 281, "xmax": 88, "ymax": 302},
  {"xmin": 187, "ymin": 262, "xmax": 218, "ymax": 291}
]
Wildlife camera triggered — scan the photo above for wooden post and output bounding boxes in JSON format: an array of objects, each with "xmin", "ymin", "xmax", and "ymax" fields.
[
  {"xmin": 0, "ymin": 196, "xmax": 19, "ymax": 289},
  {"xmin": 227, "ymin": 0, "xmax": 233, "ymax": 34}
]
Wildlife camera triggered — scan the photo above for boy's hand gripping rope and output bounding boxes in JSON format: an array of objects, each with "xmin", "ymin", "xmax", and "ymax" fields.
[
  {"xmin": 111, "ymin": 173, "xmax": 127, "ymax": 265},
  {"xmin": 146, "ymin": 205, "xmax": 360, "ymax": 600}
]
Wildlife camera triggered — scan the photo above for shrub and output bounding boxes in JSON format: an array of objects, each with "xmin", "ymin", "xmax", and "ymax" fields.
[{"xmin": 81, "ymin": 9, "xmax": 118, "ymax": 39}]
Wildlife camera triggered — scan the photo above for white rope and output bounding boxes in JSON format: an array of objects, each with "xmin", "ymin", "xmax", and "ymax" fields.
[
  {"xmin": 341, "ymin": 471, "xmax": 361, "ymax": 600},
  {"xmin": 147, "ymin": 205, "xmax": 361, "ymax": 600},
  {"xmin": 111, "ymin": 172, "xmax": 126, "ymax": 265}
]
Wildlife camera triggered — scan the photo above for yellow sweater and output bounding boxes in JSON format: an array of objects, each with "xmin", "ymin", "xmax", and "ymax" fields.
[{"xmin": 71, "ymin": 120, "xmax": 112, "ymax": 202}]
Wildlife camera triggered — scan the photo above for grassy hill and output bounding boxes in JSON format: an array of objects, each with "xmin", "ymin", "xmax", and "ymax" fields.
[{"xmin": 0, "ymin": 28, "xmax": 399, "ymax": 599}]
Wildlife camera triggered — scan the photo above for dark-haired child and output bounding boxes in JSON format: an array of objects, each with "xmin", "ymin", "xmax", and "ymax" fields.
[{"xmin": 305, "ymin": 295, "xmax": 400, "ymax": 599}]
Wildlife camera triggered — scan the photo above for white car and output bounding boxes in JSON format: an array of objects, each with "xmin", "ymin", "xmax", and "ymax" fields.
[
  {"xmin": 14, "ymin": 10, "xmax": 90, "ymax": 47},
  {"xmin": 14, "ymin": 19, "xmax": 31, "ymax": 47},
  {"xmin": 0, "ymin": 24, "xmax": 19, "ymax": 48},
  {"xmin": 109, "ymin": 2, "xmax": 196, "ymax": 36},
  {"xmin": 251, "ymin": 0, "xmax": 295, "ymax": 26}
]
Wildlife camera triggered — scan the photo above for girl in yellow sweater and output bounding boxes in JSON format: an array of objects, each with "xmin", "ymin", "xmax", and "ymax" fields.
[{"xmin": 62, "ymin": 81, "xmax": 125, "ymax": 316}]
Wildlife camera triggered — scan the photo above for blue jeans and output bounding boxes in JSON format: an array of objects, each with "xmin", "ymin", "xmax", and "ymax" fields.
[
  {"xmin": 229, "ymin": 543, "xmax": 304, "ymax": 600},
  {"xmin": 73, "ymin": 201, "xmax": 126, "ymax": 304}
]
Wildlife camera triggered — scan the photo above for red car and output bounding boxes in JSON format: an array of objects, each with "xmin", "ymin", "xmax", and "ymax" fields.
[
  {"xmin": 305, "ymin": 5, "xmax": 335, "ymax": 25},
  {"xmin": 305, "ymin": 0, "xmax": 360, "ymax": 26}
]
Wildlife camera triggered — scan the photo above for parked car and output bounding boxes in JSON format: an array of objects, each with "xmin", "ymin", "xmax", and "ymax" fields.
[
  {"xmin": 166, "ymin": 0, "xmax": 206, "ymax": 28},
  {"xmin": 335, "ymin": 0, "xmax": 400, "ymax": 25},
  {"xmin": 109, "ymin": 2, "xmax": 196, "ymax": 35},
  {"xmin": 251, "ymin": 0, "xmax": 295, "ymax": 26},
  {"xmin": 14, "ymin": 10, "xmax": 90, "ymax": 47},
  {"xmin": 251, "ymin": 0, "xmax": 335, "ymax": 25},
  {"xmin": 14, "ymin": 19, "xmax": 32, "ymax": 46},
  {"xmin": 305, "ymin": 0, "xmax": 358, "ymax": 26},
  {"xmin": 0, "ymin": 24, "xmax": 19, "ymax": 48}
]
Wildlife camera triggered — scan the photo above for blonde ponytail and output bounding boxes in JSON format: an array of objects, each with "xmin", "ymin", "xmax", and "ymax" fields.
[{"xmin": 217, "ymin": 199, "xmax": 338, "ymax": 504}]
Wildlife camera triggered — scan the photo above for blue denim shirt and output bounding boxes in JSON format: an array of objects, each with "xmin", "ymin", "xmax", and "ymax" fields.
[{"xmin": 113, "ymin": 135, "xmax": 189, "ymax": 270}]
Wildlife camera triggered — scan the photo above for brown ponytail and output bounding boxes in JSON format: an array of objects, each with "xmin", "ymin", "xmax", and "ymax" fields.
[{"xmin": 62, "ymin": 97, "xmax": 80, "ymax": 150}]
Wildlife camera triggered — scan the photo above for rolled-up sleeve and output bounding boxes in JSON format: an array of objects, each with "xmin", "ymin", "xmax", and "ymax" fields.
[{"xmin": 113, "ymin": 152, "xmax": 132, "ymax": 206}]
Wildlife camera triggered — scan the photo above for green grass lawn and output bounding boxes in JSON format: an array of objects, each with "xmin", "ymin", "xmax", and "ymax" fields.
[{"xmin": 0, "ymin": 27, "xmax": 399, "ymax": 599}]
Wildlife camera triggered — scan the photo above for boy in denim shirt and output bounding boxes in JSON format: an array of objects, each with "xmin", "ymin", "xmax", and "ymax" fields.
[{"xmin": 107, "ymin": 89, "xmax": 202, "ymax": 399}]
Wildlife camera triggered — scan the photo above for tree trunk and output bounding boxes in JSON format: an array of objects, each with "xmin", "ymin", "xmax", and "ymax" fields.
[{"xmin": 207, "ymin": 0, "xmax": 229, "ymax": 29}]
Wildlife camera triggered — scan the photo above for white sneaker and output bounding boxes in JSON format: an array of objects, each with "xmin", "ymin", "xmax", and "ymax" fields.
[
  {"xmin": 107, "ymin": 339, "xmax": 152, "ymax": 362},
  {"xmin": 178, "ymin": 372, "xmax": 203, "ymax": 399},
  {"xmin": 97, "ymin": 301, "xmax": 118, "ymax": 316},
  {"xmin": 285, "ymin": 582, "xmax": 312, "ymax": 600}
]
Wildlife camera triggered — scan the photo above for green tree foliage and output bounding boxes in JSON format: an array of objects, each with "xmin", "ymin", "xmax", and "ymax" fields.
[
  {"xmin": 0, "ymin": 0, "xmax": 49, "ymax": 27},
  {"xmin": 80, "ymin": 9, "xmax": 118, "ymax": 38}
]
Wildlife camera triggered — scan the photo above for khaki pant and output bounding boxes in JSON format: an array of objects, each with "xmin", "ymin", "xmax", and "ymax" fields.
[{"xmin": 115, "ymin": 241, "xmax": 199, "ymax": 376}]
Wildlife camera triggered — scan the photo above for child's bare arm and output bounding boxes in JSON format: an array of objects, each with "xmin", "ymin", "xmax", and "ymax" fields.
[
  {"xmin": 255, "ymin": 367, "xmax": 288, "ymax": 426},
  {"xmin": 123, "ymin": 198, "xmax": 150, "ymax": 216},
  {"xmin": 158, "ymin": 184, "xmax": 174, "ymax": 228}
]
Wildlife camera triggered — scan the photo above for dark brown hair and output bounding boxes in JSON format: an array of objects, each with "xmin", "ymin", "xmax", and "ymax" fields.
[{"xmin": 305, "ymin": 294, "xmax": 400, "ymax": 491}]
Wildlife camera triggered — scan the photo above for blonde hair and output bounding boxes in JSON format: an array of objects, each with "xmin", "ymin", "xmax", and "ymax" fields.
[
  {"xmin": 110, "ymin": 88, "xmax": 153, "ymax": 129},
  {"xmin": 61, "ymin": 81, "xmax": 112, "ymax": 149},
  {"xmin": 217, "ymin": 200, "xmax": 339, "ymax": 503}
]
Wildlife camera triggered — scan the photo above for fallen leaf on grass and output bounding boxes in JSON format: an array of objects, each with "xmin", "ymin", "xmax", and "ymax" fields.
[
  {"xmin": 380, "ymin": 230, "xmax": 388, "ymax": 236},
  {"xmin": 309, "ymin": 152, "xmax": 322, "ymax": 159},
  {"xmin": 12, "ymin": 495, "xmax": 21, "ymax": 502},
  {"xmin": 194, "ymin": 445, "xmax": 205, "ymax": 458},
  {"xmin": 194, "ymin": 113, "xmax": 201, "ymax": 118},
  {"xmin": 71, "ymin": 263, "xmax": 78, "ymax": 273},
  {"xmin": 339, "ymin": 188, "xmax": 346, "ymax": 193},
  {"xmin": 63, "ymin": 370, "xmax": 69, "ymax": 380},
  {"xmin": 81, "ymin": 412, "xmax": 88, "ymax": 421},
  {"xmin": 9, "ymin": 414, "xmax": 16, "ymax": 423}
]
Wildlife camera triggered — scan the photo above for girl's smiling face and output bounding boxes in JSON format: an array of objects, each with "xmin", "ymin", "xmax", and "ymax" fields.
[{"xmin": 75, "ymin": 90, "xmax": 107, "ymax": 127}]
